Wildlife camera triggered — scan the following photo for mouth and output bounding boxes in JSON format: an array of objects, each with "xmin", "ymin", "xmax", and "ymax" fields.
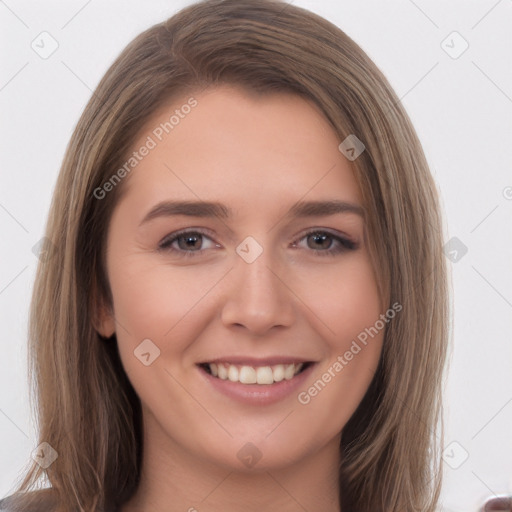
[{"xmin": 198, "ymin": 361, "xmax": 313, "ymax": 385}]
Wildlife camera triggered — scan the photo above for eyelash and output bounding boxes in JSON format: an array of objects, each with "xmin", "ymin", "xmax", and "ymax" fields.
[{"xmin": 158, "ymin": 228, "xmax": 358, "ymax": 259}]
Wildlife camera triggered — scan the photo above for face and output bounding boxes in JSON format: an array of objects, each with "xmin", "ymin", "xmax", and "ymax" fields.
[{"xmin": 97, "ymin": 85, "xmax": 385, "ymax": 472}]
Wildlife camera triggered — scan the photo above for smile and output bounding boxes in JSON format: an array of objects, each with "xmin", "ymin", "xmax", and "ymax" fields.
[
  {"xmin": 197, "ymin": 358, "xmax": 316, "ymax": 405},
  {"xmin": 200, "ymin": 362, "xmax": 310, "ymax": 385}
]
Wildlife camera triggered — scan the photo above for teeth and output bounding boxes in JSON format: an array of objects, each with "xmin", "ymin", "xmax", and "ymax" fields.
[
  {"xmin": 273, "ymin": 364, "xmax": 285, "ymax": 382},
  {"xmin": 217, "ymin": 364, "xmax": 228, "ymax": 380},
  {"xmin": 207, "ymin": 362, "xmax": 304, "ymax": 385},
  {"xmin": 240, "ymin": 366, "xmax": 257, "ymax": 384},
  {"xmin": 284, "ymin": 363, "xmax": 296, "ymax": 380},
  {"xmin": 256, "ymin": 366, "xmax": 273, "ymax": 385},
  {"xmin": 228, "ymin": 365, "xmax": 239, "ymax": 382}
]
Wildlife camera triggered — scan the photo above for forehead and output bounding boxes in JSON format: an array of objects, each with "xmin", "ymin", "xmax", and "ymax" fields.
[{"xmin": 117, "ymin": 85, "xmax": 363, "ymax": 212}]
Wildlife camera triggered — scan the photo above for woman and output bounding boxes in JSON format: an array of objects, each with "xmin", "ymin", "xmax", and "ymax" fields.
[{"xmin": 1, "ymin": 0, "xmax": 451, "ymax": 510}]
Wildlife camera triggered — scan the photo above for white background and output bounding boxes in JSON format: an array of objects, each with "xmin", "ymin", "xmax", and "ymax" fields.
[{"xmin": 1, "ymin": 1, "xmax": 511, "ymax": 511}]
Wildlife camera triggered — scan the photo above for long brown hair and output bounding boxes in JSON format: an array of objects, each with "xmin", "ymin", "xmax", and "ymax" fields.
[{"xmin": 6, "ymin": 1, "xmax": 449, "ymax": 510}]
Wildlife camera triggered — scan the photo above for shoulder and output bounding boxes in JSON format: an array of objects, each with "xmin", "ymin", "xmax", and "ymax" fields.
[{"xmin": 0, "ymin": 489, "xmax": 58, "ymax": 512}]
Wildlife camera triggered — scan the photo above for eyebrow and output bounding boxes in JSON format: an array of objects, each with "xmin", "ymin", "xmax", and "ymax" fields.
[{"xmin": 138, "ymin": 199, "xmax": 365, "ymax": 227}]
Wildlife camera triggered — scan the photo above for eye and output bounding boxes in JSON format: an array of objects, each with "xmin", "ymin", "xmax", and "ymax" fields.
[
  {"xmin": 292, "ymin": 230, "xmax": 357, "ymax": 256},
  {"xmin": 158, "ymin": 228, "xmax": 220, "ymax": 257},
  {"xmin": 158, "ymin": 228, "xmax": 358, "ymax": 259}
]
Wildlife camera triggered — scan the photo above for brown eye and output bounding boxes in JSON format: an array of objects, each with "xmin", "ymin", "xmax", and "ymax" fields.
[
  {"xmin": 175, "ymin": 233, "xmax": 203, "ymax": 251},
  {"xmin": 158, "ymin": 229, "xmax": 219, "ymax": 257},
  {"xmin": 293, "ymin": 230, "xmax": 357, "ymax": 256},
  {"xmin": 306, "ymin": 232, "xmax": 334, "ymax": 250}
]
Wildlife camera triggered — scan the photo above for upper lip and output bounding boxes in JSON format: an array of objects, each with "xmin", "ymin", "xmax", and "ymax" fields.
[{"xmin": 199, "ymin": 356, "xmax": 314, "ymax": 366}]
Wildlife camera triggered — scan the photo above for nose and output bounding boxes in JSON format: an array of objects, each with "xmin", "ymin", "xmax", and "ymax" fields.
[{"xmin": 220, "ymin": 244, "xmax": 295, "ymax": 336}]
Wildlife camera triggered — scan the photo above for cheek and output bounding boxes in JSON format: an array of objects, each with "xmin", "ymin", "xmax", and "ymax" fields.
[
  {"xmin": 107, "ymin": 255, "xmax": 229, "ymax": 391},
  {"xmin": 108, "ymin": 256, "xmax": 223, "ymax": 338},
  {"xmin": 289, "ymin": 256, "xmax": 384, "ymax": 422},
  {"xmin": 293, "ymin": 254, "xmax": 383, "ymax": 343}
]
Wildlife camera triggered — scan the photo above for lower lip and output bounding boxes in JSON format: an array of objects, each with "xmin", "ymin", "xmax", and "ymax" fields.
[{"xmin": 197, "ymin": 363, "xmax": 316, "ymax": 405}]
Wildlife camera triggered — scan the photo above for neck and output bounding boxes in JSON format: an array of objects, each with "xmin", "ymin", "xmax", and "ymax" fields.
[{"xmin": 121, "ymin": 414, "xmax": 342, "ymax": 512}]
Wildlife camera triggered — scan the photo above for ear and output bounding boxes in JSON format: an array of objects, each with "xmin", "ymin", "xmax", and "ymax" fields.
[
  {"xmin": 93, "ymin": 301, "xmax": 116, "ymax": 339},
  {"xmin": 91, "ymin": 280, "xmax": 116, "ymax": 339}
]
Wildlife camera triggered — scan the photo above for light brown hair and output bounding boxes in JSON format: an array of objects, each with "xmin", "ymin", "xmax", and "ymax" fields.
[{"xmin": 7, "ymin": 1, "xmax": 449, "ymax": 510}]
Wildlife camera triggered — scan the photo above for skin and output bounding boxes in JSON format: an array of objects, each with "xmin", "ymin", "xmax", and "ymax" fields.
[{"xmin": 96, "ymin": 85, "xmax": 385, "ymax": 512}]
